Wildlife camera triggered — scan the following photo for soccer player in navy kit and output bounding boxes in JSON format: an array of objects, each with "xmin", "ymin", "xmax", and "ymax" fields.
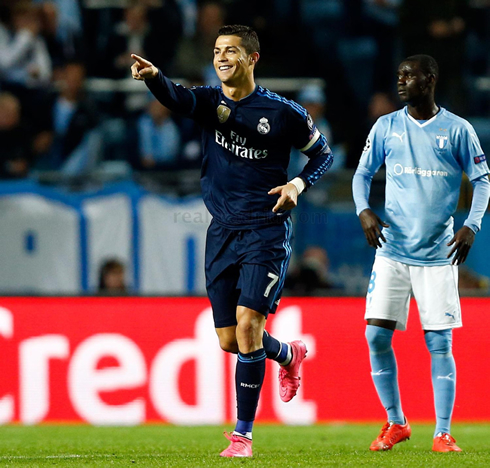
[
  {"xmin": 353, "ymin": 55, "xmax": 490, "ymax": 452},
  {"xmin": 131, "ymin": 25, "xmax": 333, "ymax": 457}
]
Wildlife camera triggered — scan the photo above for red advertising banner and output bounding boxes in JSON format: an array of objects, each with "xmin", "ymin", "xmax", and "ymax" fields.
[{"xmin": 0, "ymin": 297, "xmax": 488, "ymax": 425}]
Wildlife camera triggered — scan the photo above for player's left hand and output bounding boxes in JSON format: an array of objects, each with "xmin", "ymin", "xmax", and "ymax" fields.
[
  {"xmin": 447, "ymin": 226, "xmax": 475, "ymax": 265},
  {"xmin": 268, "ymin": 183, "xmax": 298, "ymax": 213}
]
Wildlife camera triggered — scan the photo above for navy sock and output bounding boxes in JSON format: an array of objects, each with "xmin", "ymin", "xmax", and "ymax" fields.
[
  {"xmin": 235, "ymin": 419, "xmax": 253, "ymax": 437},
  {"xmin": 235, "ymin": 348, "xmax": 266, "ymax": 434},
  {"xmin": 262, "ymin": 331, "xmax": 290, "ymax": 364}
]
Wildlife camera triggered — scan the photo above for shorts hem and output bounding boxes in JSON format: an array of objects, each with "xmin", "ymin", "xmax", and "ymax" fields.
[
  {"xmin": 422, "ymin": 322, "xmax": 463, "ymax": 331},
  {"xmin": 365, "ymin": 314, "xmax": 406, "ymax": 331},
  {"xmin": 237, "ymin": 298, "xmax": 270, "ymax": 316},
  {"xmin": 214, "ymin": 318, "xmax": 238, "ymax": 328}
]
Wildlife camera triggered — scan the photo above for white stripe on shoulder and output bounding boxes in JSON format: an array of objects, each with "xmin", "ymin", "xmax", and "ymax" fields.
[{"xmin": 299, "ymin": 128, "xmax": 320, "ymax": 152}]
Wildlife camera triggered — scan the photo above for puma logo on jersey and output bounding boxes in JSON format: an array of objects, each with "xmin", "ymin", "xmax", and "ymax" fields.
[{"xmin": 392, "ymin": 132, "xmax": 406, "ymax": 143}]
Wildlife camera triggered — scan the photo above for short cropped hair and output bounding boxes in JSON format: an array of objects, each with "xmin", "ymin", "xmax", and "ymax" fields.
[
  {"xmin": 404, "ymin": 54, "xmax": 439, "ymax": 79},
  {"xmin": 218, "ymin": 25, "xmax": 260, "ymax": 55},
  {"xmin": 98, "ymin": 258, "xmax": 125, "ymax": 291}
]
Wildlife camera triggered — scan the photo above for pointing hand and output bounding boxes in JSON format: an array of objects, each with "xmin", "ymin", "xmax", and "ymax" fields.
[{"xmin": 130, "ymin": 54, "xmax": 158, "ymax": 81}]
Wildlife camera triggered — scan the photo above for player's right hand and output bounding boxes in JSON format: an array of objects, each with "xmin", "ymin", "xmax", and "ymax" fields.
[
  {"xmin": 359, "ymin": 208, "xmax": 389, "ymax": 249},
  {"xmin": 131, "ymin": 54, "xmax": 158, "ymax": 81}
]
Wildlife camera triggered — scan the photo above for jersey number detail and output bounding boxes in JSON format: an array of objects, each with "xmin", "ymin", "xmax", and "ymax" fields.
[
  {"xmin": 368, "ymin": 271, "xmax": 377, "ymax": 294},
  {"xmin": 264, "ymin": 273, "xmax": 279, "ymax": 298}
]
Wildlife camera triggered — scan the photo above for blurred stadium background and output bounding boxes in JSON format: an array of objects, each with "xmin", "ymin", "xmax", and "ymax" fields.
[{"xmin": 1, "ymin": 0, "xmax": 490, "ymax": 427}]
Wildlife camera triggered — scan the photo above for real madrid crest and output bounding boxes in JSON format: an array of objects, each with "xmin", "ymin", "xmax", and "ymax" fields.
[
  {"xmin": 217, "ymin": 104, "xmax": 231, "ymax": 124},
  {"xmin": 257, "ymin": 117, "xmax": 270, "ymax": 135}
]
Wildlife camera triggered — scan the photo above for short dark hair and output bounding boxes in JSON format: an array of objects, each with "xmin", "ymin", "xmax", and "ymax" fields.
[
  {"xmin": 404, "ymin": 54, "xmax": 439, "ymax": 79},
  {"xmin": 217, "ymin": 25, "xmax": 260, "ymax": 55},
  {"xmin": 98, "ymin": 258, "xmax": 125, "ymax": 290}
]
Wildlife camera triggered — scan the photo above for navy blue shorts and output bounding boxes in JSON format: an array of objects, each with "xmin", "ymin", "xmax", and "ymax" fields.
[{"xmin": 205, "ymin": 218, "xmax": 293, "ymax": 328}]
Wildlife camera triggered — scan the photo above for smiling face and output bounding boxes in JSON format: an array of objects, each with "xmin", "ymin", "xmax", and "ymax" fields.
[
  {"xmin": 397, "ymin": 60, "xmax": 435, "ymax": 105},
  {"xmin": 213, "ymin": 34, "xmax": 256, "ymax": 86}
]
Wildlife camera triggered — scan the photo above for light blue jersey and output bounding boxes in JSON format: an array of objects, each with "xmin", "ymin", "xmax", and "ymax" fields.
[{"xmin": 355, "ymin": 107, "xmax": 489, "ymax": 266}]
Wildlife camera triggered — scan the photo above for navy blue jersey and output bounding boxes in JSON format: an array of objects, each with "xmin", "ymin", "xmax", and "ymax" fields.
[{"xmin": 146, "ymin": 71, "xmax": 333, "ymax": 229}]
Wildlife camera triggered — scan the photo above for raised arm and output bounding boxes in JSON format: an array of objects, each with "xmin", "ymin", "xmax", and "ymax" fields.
[
  {"xmin": 130, "ymin": 54, "xmax": 158, "ymax": 81},
  {"xmin": 130, "ymin": 53, "xmax": 197, "ymax": 117}
]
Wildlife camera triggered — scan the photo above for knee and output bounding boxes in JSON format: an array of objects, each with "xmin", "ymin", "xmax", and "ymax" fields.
[
  {"xmin": 365, "ymin": 325, "xmax": 393, "ymax": 353},
  {"xmin": 235, "ymin": 316, "xmax": 264, "ymax": 353},
  {"xmin": 236, "ymin": 320, "xmax": 254, "ymax": 338},
  {"xmin": 236, "ymin": 313, "xmax": 263, "ymax": 339},
  {"xmin": 425, "ymin": 329, "xmax": 452, "ymax": 355}
]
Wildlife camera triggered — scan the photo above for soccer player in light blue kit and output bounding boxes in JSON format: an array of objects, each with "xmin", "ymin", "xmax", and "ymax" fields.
[{"xmin": 353, "ymin": 55, "xmax": 490, "ymax": 452}]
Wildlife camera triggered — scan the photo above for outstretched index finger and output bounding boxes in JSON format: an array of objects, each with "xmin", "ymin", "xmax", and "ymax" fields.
[
  {"xmin": 131, "ymin": 54, "xmax": 151, "ymax": 66},
  {"xmin": 268, "ymin": 186, "xmax": 283, "ymax": 195}
]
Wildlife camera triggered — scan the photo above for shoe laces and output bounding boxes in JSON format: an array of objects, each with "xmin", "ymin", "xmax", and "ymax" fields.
[
  {"xmin": 224, "ymin": 432, "xmax": 250, "ymax": 445},
  {"xmin": 439, "ymin": 433, "xmax": 456, "ymax": 445},
  {"xmin": 377, "ymin": 422, "xmax": 391, "ymax": 439},
  {"xmin": 383, "ymin": 422, "xmax": 404, "ymax": 445},
  {"xmin": 279, "ymin": 368, "xmax": 300, "ymax": 382}
]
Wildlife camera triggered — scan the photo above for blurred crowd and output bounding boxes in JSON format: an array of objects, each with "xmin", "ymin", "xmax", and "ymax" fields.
[
  {"xmin": 1, "ymin": 0, "xmax": 489, "ymax": 296},
  {"xmin": 1, "ymin": 0, "xmax": 490, "ymax": 185}
]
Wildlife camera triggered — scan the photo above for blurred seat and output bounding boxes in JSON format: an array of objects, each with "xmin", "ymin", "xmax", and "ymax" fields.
[
  {"xmin": 337, "ymin": 37, "xmax": 377, "ymax": 109},
  {"xmin": 468, "ymin": 117, "xmax": 490, "ymax": 155}
]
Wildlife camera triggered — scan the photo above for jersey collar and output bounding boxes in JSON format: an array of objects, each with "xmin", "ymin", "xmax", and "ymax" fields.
[
  {"xmin": 221, "ymin": 85, "xmax": 258, "ymax": 105},
  {"xmin": 404, "ymin": 106, "xmax": 444, "ymax": 128}
]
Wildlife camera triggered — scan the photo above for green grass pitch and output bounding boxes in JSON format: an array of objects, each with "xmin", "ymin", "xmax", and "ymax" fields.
[{"xmin": 0, "ymin": 423, "xmax": 489, "ymax": 467}]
